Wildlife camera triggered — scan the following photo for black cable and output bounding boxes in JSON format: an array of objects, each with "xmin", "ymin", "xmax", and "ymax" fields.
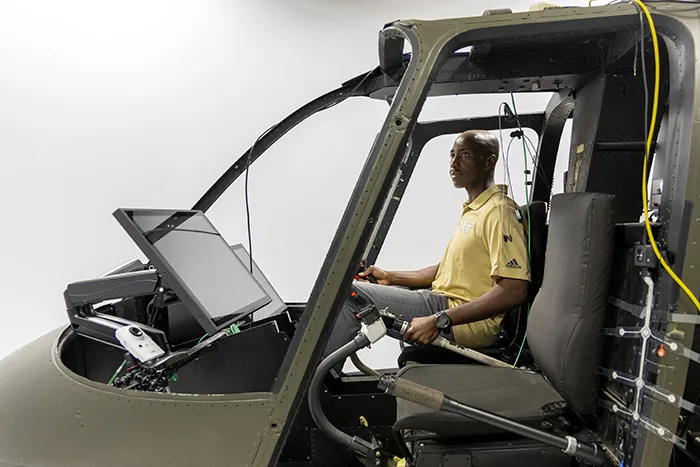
[
  {"xmin": 505, "ymin": 137, "xmax": 515, "ymax": 193},
  {"xmin": 522, "ymin": 134, "xmax": 551, "ymax": 190},
  {"xmin": 241, "ymin": 68, "xmax": 377, "ymax": 275},
  {"xmin": 244, "ymin": 128, "xmax": 274, "ymax": 274}
]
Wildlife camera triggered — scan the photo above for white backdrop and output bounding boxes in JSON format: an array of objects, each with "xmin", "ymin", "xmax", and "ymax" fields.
[{"xmin": 0, "ymin": 0, "xmax": 584, "ymax": 366}]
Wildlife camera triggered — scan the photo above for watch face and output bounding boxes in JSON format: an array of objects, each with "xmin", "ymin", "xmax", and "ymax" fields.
[{"xmin": 436, "ymin": 312, "xmax": 450, "ymax": 329}]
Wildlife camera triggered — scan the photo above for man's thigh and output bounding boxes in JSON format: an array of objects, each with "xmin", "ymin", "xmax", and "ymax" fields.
[{"xmin": 351, "ymin": 281, "xmax": 452, "ymax": 337}]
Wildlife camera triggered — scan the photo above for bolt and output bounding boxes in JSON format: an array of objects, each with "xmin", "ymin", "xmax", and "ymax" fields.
[
  {"xmin": 159, "ymin": 287, "xmax": 164, "ymax": 292},
  {"xmin": 669, "ymin": 395, "xmax": 677, "ymax": 403},
  {"xmin": 671, "ymin": 343, "xmax": 678, "ymax": 351},
  {"xmin": 658, "ymin": 427, "xmax": 666, "ymax": 436},
  {"xmin": 636, "ymin": 378, "xmax": 644, "ymax": 388},
  {"xmin": 633, "ymin": 412, "xmax": 640, "ymax": 421},
  {"xmin": 612, "ymin": 371, "xmax": 619, "ymax": 379},
  {"xmin": 613, "ymin": 404, "xmax": 619, "ymax": 412},
  {"xmin": 619, "ymin": 328, "xmax": 626, "ymax": 336},
  {"xmin": 376, "ymin": 451, "xmax": 382, "ymax": 458},
  {"xmin": 642, "ymin": 328, "xmax": 651, "ymax": 338}
]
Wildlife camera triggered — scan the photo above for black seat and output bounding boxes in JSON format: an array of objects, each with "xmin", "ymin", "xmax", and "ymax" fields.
[
  {"xmin": 397, "ymin": 200, "xmax": 549, "ymax": 367},
  {"xmin": 394, "ymin": 365, "xmax": 564, "ymax": 438},
  {"xmin": 393, "ymin": 192, "xmax": 615, "ymax": 440}
]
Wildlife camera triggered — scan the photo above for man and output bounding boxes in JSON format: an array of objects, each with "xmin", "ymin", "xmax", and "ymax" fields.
[{"xmin": 323, "ymin": 129, "xmax": 530, "ymax": 372}]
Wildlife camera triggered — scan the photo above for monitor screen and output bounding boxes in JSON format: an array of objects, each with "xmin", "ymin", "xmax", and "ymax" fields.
[
  {"xmin": 230, "ymin": 243, "xmax": 286, "ymax": 321},
  {"xmin": 113, "ymin": 209, "xmax": 272, "ymax": 334}
]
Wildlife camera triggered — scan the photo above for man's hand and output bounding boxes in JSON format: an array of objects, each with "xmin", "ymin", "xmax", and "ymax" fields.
[
  {"xmin": 403, "ymin": 315, "xmax": 439, "ymax": 345},
  {"xmin": 357, "ymin": 265, "xmax": 391, "ymax": 285}
]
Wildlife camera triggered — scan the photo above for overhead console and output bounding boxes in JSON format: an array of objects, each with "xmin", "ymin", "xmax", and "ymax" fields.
[{"xmin": 62, "ymin": 208, "xmax": 291, "ymax": 392}]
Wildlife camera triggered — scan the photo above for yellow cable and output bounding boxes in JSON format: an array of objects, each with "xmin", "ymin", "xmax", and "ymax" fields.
[{"xmin": 633, "ymin": 0, "xmax": 700, "ymax": 313}]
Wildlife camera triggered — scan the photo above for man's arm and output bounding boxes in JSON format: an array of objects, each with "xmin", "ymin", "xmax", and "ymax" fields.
[
  {"xmin": 359, "ymin": 264, "xmax": 439, "ymax": 288},
  {"xmin": 404, "ymin": 202, "xmax": 531, "ymax": 345},
  {"xmin": 445, "ymin": 277, "xmax": 528, "ymax": 325},
  {"xmin": 403, "ymin": 277, "xmax": 527, "ymax": 344}
]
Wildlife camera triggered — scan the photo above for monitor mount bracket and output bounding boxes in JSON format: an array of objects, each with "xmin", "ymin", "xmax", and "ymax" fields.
[{"xmin": 64, "ymin": 268, "xmax": 170, "ymax": 351}]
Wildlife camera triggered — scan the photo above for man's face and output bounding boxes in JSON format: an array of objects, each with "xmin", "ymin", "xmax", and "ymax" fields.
[{"xmin": 449, "ymin": 137, "xmax": 487, "ymax": 189}]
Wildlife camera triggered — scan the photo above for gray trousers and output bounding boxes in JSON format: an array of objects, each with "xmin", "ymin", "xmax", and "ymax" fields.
[{"xmin": 323, "ymin": 281, "xmax": 454, "ymax": 375}]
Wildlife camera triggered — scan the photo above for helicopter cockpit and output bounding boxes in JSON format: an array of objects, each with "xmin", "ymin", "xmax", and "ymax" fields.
[
  {"xmin": 60, "ymin": 207, "xmax": 297, "ymax": 394},
  {"xmin": 3, "ymin": 3, "xmax": 700, "ymax": 467}
]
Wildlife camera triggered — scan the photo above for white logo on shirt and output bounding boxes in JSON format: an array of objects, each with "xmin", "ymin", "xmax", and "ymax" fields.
[{"xmin": 461, "ymin": 219, "xmax": 473, "ymax": 233}]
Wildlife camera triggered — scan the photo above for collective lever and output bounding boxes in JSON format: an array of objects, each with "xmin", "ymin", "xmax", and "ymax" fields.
[{"xmin": 377, "ymin": 375, "xmax": 605, "ymax": 466}]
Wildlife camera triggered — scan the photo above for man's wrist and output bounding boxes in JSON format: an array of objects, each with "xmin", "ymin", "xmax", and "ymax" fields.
[{"xmin": 445, "ymin": 308, "xmax": 460, "ymax": 326}]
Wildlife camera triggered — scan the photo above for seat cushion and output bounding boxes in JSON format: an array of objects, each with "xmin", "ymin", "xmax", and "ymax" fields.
[{"xmin": 394, "ymin": 364, "xmax": 564, "ymax": 438}]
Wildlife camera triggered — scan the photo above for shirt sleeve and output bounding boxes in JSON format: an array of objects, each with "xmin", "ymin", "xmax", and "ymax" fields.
[{"xmin": 481, "ymin": 203, "xmax": 531, "ymax": 282}]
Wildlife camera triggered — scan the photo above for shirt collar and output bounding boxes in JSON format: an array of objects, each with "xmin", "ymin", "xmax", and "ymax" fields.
[{"xmin": 463, "ymin": 184, "xmax": 508, "ymax": 212}]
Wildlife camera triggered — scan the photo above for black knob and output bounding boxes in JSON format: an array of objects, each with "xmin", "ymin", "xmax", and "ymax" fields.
[{"xmin": 129, "ymin": 326, "xmax": 143, "ymax": 337}]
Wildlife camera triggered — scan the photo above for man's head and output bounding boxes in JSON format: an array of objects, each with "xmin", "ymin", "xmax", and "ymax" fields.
[{"xmin": 449, "ymin": 130, "xmax": 499, "ymax": 189}]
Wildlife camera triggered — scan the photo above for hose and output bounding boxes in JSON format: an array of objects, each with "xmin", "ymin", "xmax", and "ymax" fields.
[
  {"xmin": 308, "ymin": 334, "xmax": 374, "ymax": 457},
  {"xmin": 350, "ymin": 352, "xmax": 381, "ymax": 377}
]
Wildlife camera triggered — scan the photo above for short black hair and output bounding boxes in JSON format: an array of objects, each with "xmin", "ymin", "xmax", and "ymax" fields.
[{"xmin": 457, "ymin": 130, "xmax": 499, "ymax": 165}]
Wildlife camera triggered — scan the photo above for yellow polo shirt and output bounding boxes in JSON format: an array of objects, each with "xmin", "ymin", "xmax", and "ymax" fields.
[{"xmin": 431, "ymin": 184, "xmax": 530, "ymax": 347}]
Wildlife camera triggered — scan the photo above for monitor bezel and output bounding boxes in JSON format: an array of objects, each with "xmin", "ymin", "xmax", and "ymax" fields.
[
  {"xmin": 229, "ymin": 243, "xmax": 287, "ymax": 319},
  {"xmin": 113, "ymin": 208, "xmax": 272, "ymax": 335}
]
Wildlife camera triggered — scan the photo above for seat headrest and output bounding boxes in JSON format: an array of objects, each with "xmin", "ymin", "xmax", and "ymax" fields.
[{"xmin": 527, "ymin": 192, "xmax": 615, "ymax": 415}]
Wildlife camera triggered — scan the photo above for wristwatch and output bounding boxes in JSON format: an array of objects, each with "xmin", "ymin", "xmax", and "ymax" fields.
[{"xmin": 434, "ymin": 310, "xmax": 452, "ymax": 331}]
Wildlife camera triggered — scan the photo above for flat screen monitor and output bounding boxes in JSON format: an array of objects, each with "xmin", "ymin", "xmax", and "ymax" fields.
[
  {"xmin": 230, "ymin": 243, "xmax": 286, "ymax": 321},
  {"xmin": 113, "ymin": 209, "xmax": 272, "ymax": 334}
]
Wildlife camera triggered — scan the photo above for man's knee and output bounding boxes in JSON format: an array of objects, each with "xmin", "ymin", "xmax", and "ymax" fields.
[{"xmin": 349, "ymin": 280, "xmax": 382, "ymax": 302}]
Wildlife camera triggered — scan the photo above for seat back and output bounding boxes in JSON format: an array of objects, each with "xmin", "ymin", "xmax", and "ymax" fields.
[
  {"xmin": 527, "ymin": 192, "xmax": 615, "ymax": 415},
  {"xmin": 499, "ymin": 200, "xmax": 548, "ymax": 351}
]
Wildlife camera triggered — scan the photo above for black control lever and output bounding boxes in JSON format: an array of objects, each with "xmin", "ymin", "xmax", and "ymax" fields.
[{"xmin": 356, "ymin": 259, "xmax": 378, "ymax": 284}]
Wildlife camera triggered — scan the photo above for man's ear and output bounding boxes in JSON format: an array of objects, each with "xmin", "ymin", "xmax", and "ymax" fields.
[{"xmin": 485, "ymin": 154, "xmax": 498, "ymax": 171}]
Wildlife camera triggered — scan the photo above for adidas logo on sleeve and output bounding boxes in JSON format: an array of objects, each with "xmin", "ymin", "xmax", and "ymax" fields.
[{"xmin": 506, "ymin": 258, "xmax": 522, "ymax": 269}]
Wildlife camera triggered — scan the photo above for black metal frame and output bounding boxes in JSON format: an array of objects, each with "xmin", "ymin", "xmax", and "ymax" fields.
[{"xmin": 192, "ymin": 74, "xmax": 381, "ymax": 213}]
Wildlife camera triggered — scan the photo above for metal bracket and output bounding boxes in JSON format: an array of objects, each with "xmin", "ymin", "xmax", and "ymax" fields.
[
  {"xmin": 609, "ymin": 297, "xmax": 646, "ymax": 319},
  {"xmin": 635, "ymin": 244, "xmax": 659, "ymax": 268},
  {"xmin": 599, "ymin": 399, "xmax": 687, "ymax": 449},
  {"xmin": 608, "ymin": 296, "xmax": 700, "ymax": 325}
]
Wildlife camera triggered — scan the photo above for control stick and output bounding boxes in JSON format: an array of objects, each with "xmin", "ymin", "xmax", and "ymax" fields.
[
  {"xmin": 356, "ymin": 259, "xmax": 378, "ymax": 284},
  {"xmin": 383, "ymin": 312, "xmax": 513, "ymax": 369}
]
